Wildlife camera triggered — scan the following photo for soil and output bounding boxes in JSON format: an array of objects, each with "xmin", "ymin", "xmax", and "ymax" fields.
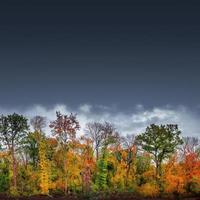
[{"xmin": 0, "ymin": 193, "xmax": 199, "ymax": 200}]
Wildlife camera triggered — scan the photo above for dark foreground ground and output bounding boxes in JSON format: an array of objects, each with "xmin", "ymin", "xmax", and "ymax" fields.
[{"xmin": 0, "ymin": 194, "xmax": 199, "ymax": 200}]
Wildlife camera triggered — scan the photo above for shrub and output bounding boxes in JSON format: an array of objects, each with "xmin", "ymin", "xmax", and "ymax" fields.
[
  {"xmin": 138, "ymin": 182, "xmax": 160, "ymax": 197},
  {"xmin": 186, "ymin": 177, "xmax": 200, "ymax": 195}
]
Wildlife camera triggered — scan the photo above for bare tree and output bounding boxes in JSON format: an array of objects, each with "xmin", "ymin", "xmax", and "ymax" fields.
[
  {"xmin": 121, "ymin": 134, "xmax": 136, "ymax": 150},
  {"xmin": 85, "ymin": 121, "xmax": 119, "ymax": 160},
  {"xmin": 85, "ymin": 122, "xmax": 103, "ymax": 160},
  {"xmin": 30, "ymin": 116, "xmax": 46, "ymax": 133},
  {"xmin": 121, "ymin": 134, "xmax": 137, "ymax": 186},
  {"xmin": 182, "ymin": 136, "xmax": 199, "ymax": 155}
]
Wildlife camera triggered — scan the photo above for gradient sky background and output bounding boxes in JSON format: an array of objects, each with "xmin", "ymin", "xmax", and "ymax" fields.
[{"xmin": 0, "ymin": 0, "xmax": 200, "ymax": 136}]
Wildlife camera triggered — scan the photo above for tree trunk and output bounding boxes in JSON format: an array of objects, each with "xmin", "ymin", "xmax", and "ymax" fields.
[
  {"xmin": 64, "ymin": 151, "xmax": 68, "ymax": 195},
  {"xmin": 155, "ymin": 159, "xmax": 160, "ymax": 180},
  {"xmin": 96, "ymin": 148, "xmax": 99, "ymax": 161},
  {"xmin": 155, "ymin": 160, "xmax": 164, "ymax": 193},
  {"xmin": 11, "ymin": 147, "xmax": 17, "ymax": 189},
  {"xmin": 125, "ymin": 164, "xmax": 130, "ymax": 187}
]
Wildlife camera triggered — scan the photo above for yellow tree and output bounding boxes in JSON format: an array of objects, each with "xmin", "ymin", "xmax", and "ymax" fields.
[
  {"xmin": 65, "ymin": 147, "xmax": 82, "ymax": 192},
  {"xmin": 110, "ymin": 148, "xmax": 127, "ymax": 191},
  {"xmin": 39, "ymin": 138, "xmax": 49, "ymax": 195},
  {"xmin": 30, "ymin": 115, "xmax": 50, "ymax": 195},
  {"xmin": 109, "ymin": 145, "xmax": 136, "ymax": 191}
]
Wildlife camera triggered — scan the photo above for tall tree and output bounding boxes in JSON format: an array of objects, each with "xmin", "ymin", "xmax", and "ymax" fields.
[
  {"xmin": 121, "ymin": 134, "xmax": 137, "ymax": 187},
  {"xmin": 85, "ymin": 122, "xmax": 103, "ymax": 160},
  {"xmin": 49, "ymin": 111, "xmax": 80, "ymax": 194},
  {"xmin": 39, "ymin": 138, "xmax": 49, "ymax": 195},
  {"xmin": 80, "ymin": 137, "xmax": 94, "ymax": 193},
  {"xmin": 95, "ymin": 146, "xmax": 108, "ymax": 191},
  {"xmin": 136, "ymin": 124, "xmax": 183, "ymax": 179},
  {"xmin": 23, "ymin": 132, "xmax": 40, "ymax": 168},
  {"xmin": 0, "ymin": 113, "xmax": 29, "ymax": 189},
  {"xmin": 25, "ymin": 116, "xmax": 47, "ymax": 168}
]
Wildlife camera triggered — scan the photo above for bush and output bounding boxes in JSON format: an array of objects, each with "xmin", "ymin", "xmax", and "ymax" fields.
[
  {"xmin": 186, "ymin": 178, "xmax": 200, "ymax": 195},
  {"xmin": 138, "ymin": 182, "xmax": 160, "ymax": 197},
  {"xmin": 9, "ymin": 186, "xmax": 19, "ymax": 197}
]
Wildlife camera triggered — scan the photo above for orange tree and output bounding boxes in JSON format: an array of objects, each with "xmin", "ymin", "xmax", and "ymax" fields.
[
  {"xmin": 80, "ymin": 137, "xmax": 95, "ymax": 193},
  {"xmin": 183, "ymin": 152, "xmax": 200, "ymax": 194},
  {"xmin": 163, "ymin": 155, "xmax": 186, "ymax": 195}
]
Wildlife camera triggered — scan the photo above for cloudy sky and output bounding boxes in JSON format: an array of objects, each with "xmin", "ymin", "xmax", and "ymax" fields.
[{"xmin": 0, "ymin": 0, "xmax": 200, "ymax": 137}]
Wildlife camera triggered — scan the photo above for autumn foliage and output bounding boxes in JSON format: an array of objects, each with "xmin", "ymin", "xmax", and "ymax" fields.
[{"xmin": 0, "ymin": 112, "xmax": 200, "ymax": 198}]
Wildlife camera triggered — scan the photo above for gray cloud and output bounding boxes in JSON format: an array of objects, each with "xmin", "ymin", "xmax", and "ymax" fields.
[{"xmin": 0, "ymin": 104, "xmax": 199, "ymax": 137}]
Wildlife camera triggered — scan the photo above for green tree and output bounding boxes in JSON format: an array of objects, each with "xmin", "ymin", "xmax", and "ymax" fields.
[
  {"xmin": 93, "ymin": 123, "xmax": 119, "ymax": 192},
  {"xmin": 0, "ymin": 159, "xmax": 10, "ymax": 192},
  {"xmin": 135, "ymin": 153, "xmax": 151, "ymax": 186},
  {"xmin": 23, "ymin": 132, "xmax": 40, "ymax": 168},
  {"xmin": 95, "ymin": 147, "xmax": 108, "ymax": 191},
  {"xmin": 136, "ymin": 124, "xmax": 183, "ymax": 179},
  {"xmin": 0, "ymin": 113, "xmax": 29, "ymax": 190},
  {"xmin": 24, "ymin": 116, "xmax": 47, "ymax": 168}
]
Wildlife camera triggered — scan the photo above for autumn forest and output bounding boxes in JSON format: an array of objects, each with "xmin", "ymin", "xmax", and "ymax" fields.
[{"xmin": 0, "ymin": 112, "xmax": 199, "ymax": 199}]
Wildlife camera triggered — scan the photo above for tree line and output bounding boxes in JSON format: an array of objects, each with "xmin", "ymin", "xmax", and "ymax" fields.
[{"xmin": 0, "ymin": 112, "xmax": 199, "ymax": 197}]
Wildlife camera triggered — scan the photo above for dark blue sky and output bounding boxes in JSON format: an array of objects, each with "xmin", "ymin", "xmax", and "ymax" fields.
[{"xmin": 0, "ymin": 0, "xmax": 200, "ymax": 110}]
